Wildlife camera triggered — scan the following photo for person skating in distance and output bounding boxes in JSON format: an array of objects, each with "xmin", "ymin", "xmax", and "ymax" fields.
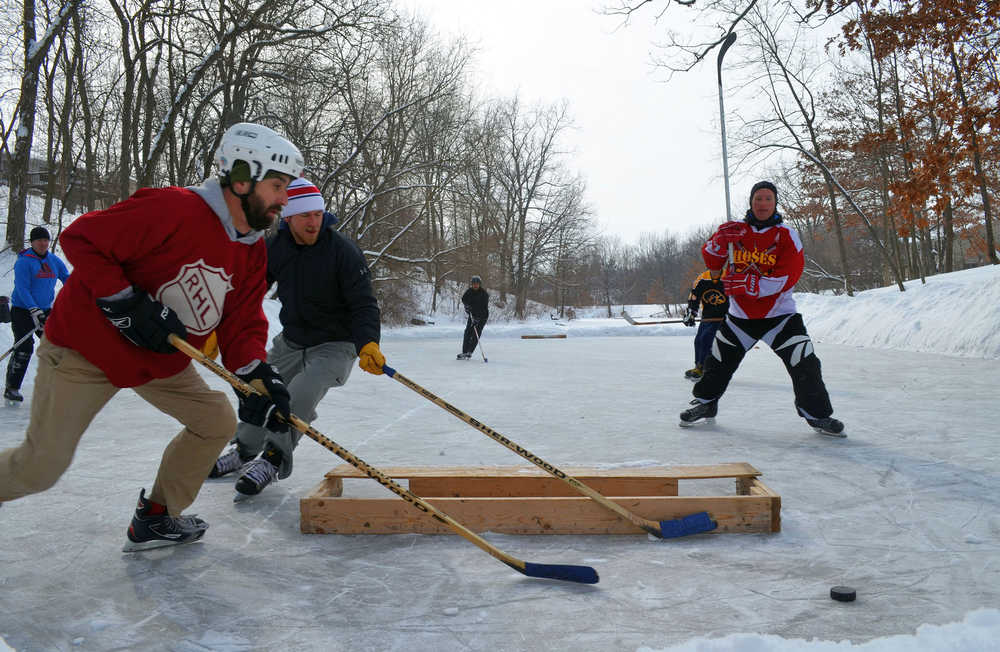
[
  {"xmin": 5, "ymin": 226, "xmax": 70, "ymax": 405},
  {"xmin": 678, "ymin": 181, "xmax": 844, "ymax": 437},
  {"xmin": 457, "ymin": 275, "xmax": 488, "ymax": 360}
]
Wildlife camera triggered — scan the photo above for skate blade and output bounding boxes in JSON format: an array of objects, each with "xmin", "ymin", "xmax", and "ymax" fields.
[
  {"xmin": 813, "ymin": 427, "xmax": 847, "ymax": 438},
  {"xmin": 122, "ymin": 531, "xmax": 205, "ymax": 553},
  {"xmin": 678, "ymin": 417, "xmax": 714, "ymax": 428},
  {"xmin": 233, "ymin": 490, "xmax": 259, "ymax": 502},
  {"xmin": 4, "ymin": 400, "xmax": 22, "ymax": 407}
]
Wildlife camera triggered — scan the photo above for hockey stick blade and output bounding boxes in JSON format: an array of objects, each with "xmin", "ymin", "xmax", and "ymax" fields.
[
  {"xmin": 517, "ymin": 561, "xmax": 599, "ymax": 584},
  {"xmin": 658, "ymin": 512, "xmax": 717, "ymax": 538}
]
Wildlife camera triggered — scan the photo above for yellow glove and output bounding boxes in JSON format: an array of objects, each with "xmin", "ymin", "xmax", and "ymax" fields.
[{"xmin": 358, "ymin": 341, "xmax": 385, "ymax": 375}]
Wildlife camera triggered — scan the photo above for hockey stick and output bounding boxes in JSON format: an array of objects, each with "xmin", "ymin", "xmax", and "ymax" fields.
[
  {"xmin": 471, "ymin": 322, "xmax": 487, "ymax": 363},
  {"xmin": 621, "ymin": 311, "xmax": 698, "ymax": 326},
  {"xmin": 381, "ymin": 365, "xmax": 717, "ymax": 539},
  {"xmin": 168, "ymin": 335, "xmax": 597, "ymax": 584},
  {"xmin": 0, "ymin": 330, "xmax": 39, "ymax": 364}
]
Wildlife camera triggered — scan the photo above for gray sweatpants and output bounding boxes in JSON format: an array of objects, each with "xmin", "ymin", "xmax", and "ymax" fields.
[{"xmin": 234, "ymin": 333, "xmax": 355, "ymax": 478}]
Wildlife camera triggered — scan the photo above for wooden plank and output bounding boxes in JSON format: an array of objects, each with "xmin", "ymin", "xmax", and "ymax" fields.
[
  {"xmin": 521, "ymin": 334, "xmax": 567, "ymax": 339},
  {"xmin": 409, "ymin": 476, "xmax": 678, "ymax": 497},
  {"xmin": 299, "ymin": 495, "xmax": 777, "ymax": 535},
  {"xmin": 749, "ymin": 479, "xmax": 781, "ymax": 532},
  {"xmin": 323, "ymin": 463, "xmax": 761, "ymax": 481}
]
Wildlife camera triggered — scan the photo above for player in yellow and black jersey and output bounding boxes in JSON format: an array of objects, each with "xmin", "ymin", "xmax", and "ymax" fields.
[{"xmin": 682, "ymin": 270, "xmax": 729, "ymax": 380}]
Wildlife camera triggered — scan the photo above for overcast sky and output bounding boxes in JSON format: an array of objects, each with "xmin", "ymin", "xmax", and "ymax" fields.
[{"xmin": 397, "ymin": 0, "xmax": 753, "ymax": 244}]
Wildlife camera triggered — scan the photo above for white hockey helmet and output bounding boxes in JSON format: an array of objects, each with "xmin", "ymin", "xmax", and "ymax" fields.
[{"xmin": 214, "ymin": 122, "xmax": 304, "ymax": 185}]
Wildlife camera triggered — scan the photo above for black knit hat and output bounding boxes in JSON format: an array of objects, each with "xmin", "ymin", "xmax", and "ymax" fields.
[
  {"xmin": 29, "ymin": 226, "xmax": 51, "ymax": 242},
  {"xmin": 749, "ymin": 181, "xmax": 778, "ymax": 207}
]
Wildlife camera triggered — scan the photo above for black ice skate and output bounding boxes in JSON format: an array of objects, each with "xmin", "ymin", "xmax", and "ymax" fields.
[
  {"xmin": 678, "ymin": 399, "xmax": 717, "ymax": 427},
  {"xmin": 234, "ymin": 457, "xmax": 279, "ymax": 500},
  {"xmin": 4, "ymin": 388, "xmax": 23, "ymax": 407},
  {"xmin": 456, "ymin": 352, "xmax": 471, "ymax": 360},
  {"xmin": 122, "ymin": 488, "xmax": 208, "ymax": 552},
  {"xmin": 208, "ymin": 444, "xmax": 252, "ymax": 479},
  {"xmin": 806, "ymin": 417, "xmax": 846, "ymax": 438}
]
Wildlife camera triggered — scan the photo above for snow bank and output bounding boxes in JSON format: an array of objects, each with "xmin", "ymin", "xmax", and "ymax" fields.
[{"xmin": 640, "ymin": 608, "xmax": 1000, "ymax": 652}]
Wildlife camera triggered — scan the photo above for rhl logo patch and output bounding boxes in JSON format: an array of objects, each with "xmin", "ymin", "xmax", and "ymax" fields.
[{"xmin": 156, "ymin": 259, "xmax": 234, "ymax": 335}]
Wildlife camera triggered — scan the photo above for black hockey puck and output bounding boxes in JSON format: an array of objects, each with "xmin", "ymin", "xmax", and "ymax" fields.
[{"xmin": 830, "ymin": 586, "xmax": 856, "ymax": 602}]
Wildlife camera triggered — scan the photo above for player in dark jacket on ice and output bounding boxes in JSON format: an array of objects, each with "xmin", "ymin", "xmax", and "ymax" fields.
[
  {"xmin": 681, "ymin": 269, "xmax": 728, "ymax": 380},
  {"xmin": 458, "ymin": 275, "xmax": 489, "ymax": 359},
  {"xmin": 208, "ymin": 177, "xmax": 385, "ymax": 497}
]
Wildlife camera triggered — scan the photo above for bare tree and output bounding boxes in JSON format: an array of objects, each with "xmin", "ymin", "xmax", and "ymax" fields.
[{"xmin": 5, "ymin": 0, "xmax": 82, "ymax": 248}]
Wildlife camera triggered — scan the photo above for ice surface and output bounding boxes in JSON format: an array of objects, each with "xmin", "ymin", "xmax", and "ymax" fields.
[{"xmin": 1, "ymin": 260, "xmax": 999, "ymax": 651}]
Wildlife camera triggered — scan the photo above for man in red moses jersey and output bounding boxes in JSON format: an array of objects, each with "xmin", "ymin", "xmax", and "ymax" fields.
[
  {"xmin": 678, "ymin": 181, "xmax": 845, "ymax": 438},
  {"xmin": 0, "ymin": 122, "xmax": 305, "ymax": 550}
]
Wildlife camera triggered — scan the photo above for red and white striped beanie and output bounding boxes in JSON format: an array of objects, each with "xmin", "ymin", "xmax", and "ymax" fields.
[{"xmin": 282, "ymin": 177, "xmax": 325, "ymax": 217}]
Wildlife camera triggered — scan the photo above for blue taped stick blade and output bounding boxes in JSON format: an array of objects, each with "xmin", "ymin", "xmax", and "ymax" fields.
[
  {"xmin": 522, "ymin": 562, "xmax": 599, "ymax": 584},
  {"xmin": 659, "ymin": 512, "xmax": 717, "ymax": 538}
]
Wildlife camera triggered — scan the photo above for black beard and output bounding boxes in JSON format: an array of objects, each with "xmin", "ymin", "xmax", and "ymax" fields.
[{"xmin": 243, "ymin": 192, "xmax": 276, "ymax": 231}]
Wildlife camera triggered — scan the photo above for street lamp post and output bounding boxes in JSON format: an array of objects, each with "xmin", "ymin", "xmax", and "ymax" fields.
[{"xmin": 717, "ymin": 31, "xmax": 737, "ymax": 222}]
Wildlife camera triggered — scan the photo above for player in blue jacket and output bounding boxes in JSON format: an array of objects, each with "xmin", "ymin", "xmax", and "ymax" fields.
[{"xmin": 5, "ymin": 227, "xmax": 70, "ymax": 404}]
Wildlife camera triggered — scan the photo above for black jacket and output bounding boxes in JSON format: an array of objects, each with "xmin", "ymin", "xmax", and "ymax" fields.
[
  {"xmin": 267, "ymin": 225, "xmax": 380, "ymax": 352},
  {"xmin": 461, "ymin": 287, "xmax": 489, "ymax": 321},
  {"xmin": 687, "ymin": 271, "xmax": 729, "ymax": 321}
]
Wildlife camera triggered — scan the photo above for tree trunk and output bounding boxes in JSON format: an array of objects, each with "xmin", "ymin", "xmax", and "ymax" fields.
[{"xmin": 948, "ymin": 38, "xmax": 998, "ymax": 264}]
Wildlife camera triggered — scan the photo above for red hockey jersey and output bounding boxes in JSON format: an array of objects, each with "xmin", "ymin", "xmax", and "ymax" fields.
[
  {"xmin": 702, "ymin": 218, "xmax": 804, "ymax": 320},
  {"xmin": 45, "ymin": 181, "xmax": 270, "ymax": 387}
]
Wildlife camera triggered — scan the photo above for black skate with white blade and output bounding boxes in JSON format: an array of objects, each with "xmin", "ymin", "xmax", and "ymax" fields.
[
  {"xmin": 678, "ymin": 399, "xmax": 717, "ymax": 427},
  {"xmin": 122, "ymin": 488, "xmax": 208, "ymax": 552},
  {"xmin": 234, "ymin": 457, "xmax": 279, "ymax": 501},
  {"xmin": 208, "ymin": 443, "xmax": 252, "ymax": 479},
  {"xmin": 456, "ymin": 352, "xmax": 471, "ymax": 360},
  {"xmin": 4, "ymin": 388, "xmax": 23, "ymax": 407},
  {"xmin": 807, "ymin": 417, "xmax": 846, "ymax": 438}
]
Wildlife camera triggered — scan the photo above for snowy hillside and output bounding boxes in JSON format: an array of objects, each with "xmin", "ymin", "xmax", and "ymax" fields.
[{"xmin": 381, "ymin": 265, "xmax": 1000, "ymax": 361}]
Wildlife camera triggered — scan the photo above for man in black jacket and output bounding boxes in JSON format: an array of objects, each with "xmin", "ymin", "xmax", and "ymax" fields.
[
  {"xmin": 209, "ymin": 178, "xmax": 385, "ymax": 497},
  {"xmin": 458, "ymin": 275, "xmax": 489, "ymax": 360}
]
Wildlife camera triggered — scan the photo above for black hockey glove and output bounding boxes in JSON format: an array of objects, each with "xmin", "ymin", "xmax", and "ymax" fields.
[
  {"xmin": 682, "ymin": 310, "xmax": 697, "ymax": 327},
  {"xmin": 29, "ymin": 307, "xmax": 47, "ymax": 334},
  {"xmin": 235, "ymin": 360, "xmax": 291, "ymax": 433},
  {"xmin": 96, "ymin": 291, "xmax": 187, "ymax": 354}
]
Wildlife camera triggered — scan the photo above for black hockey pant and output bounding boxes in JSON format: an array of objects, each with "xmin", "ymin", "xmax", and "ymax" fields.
[
  {"xmin": 693, "ymin": 312, "xmax": 833, "ymax": 420},
  {"xmin": 6, "ymin": 307, "xmax": 42, "ymax": 391},
  {"xmin": 462, "ymin": 317, "xmax": 487, "ymax": 355}
]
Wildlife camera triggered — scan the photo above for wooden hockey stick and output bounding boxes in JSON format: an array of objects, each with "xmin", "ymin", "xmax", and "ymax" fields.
[
  {"xmin": 169, "ymin": 335, "xmax": 597, "ymax": 584},
  {"xmin": 621, "ymin": 311, "xmax": 697, "ymax": 326},
  {"xmin": 382, "ymin": 365, "xmax": 717, "ymax": 539}
]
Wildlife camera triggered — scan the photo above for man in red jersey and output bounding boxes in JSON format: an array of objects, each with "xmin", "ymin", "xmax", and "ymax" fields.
[
  {"xmin": 678, "ymin": 181, "xmax": 844, "ymax": 437},
  {"xmin": 0, "ymin": 122, "xmax": 304, "ymax": 549}
]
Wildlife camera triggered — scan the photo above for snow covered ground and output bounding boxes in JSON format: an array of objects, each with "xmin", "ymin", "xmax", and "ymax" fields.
[{"xmin": 1, "ymin": 250, "xmax": 999, "ymax": 650}]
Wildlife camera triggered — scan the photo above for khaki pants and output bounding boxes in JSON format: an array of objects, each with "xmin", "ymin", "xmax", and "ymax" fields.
[{"xmin": 0, "ymin": 338, "xmax": 235, "ymax": 515}]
